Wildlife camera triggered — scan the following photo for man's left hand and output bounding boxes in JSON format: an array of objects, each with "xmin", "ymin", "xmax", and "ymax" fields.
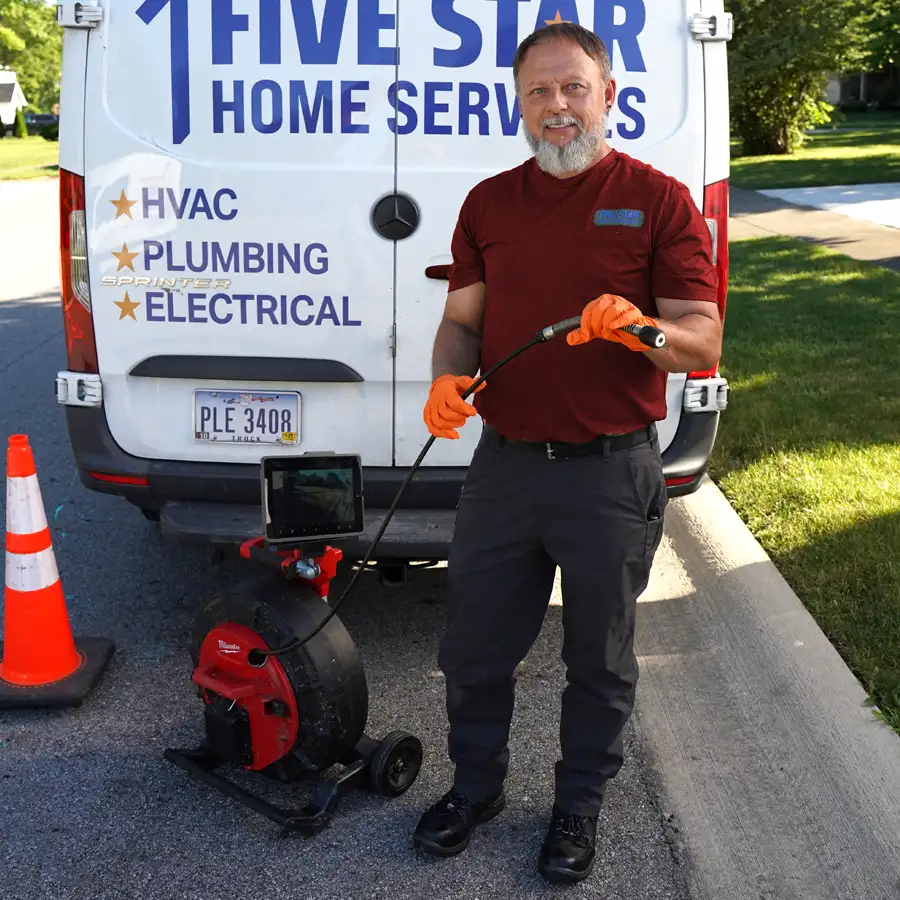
[{"xmin": 566, "ymin": 293, "xmax": 659, "ymax": 352}]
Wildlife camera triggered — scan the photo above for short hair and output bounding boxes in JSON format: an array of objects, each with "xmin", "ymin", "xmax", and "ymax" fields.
[{"xmin": 512, "ymin": 23, "xmax": 611, "ymax": 92}]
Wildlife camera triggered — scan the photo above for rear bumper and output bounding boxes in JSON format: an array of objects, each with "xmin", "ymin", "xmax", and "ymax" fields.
[
  {"xmin": 158, "ymin": 502, "xmax": 457, "ymax": 559},
  {"xmin": 63, "ymin": 405, "xmax": 721, "ymax": 558}
]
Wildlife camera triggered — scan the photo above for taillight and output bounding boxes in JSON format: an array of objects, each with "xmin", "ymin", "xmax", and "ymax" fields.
[
  {"xmin": 60, "ymin": 168, "xmax": 99, "ymax": 373},
  {"xmin": 689, "ymin": 177, "xmax": 730, "ymax": 379},
  {"xmin": 88, "ymin": 472, "xmax": 150, "ymax": 486}
]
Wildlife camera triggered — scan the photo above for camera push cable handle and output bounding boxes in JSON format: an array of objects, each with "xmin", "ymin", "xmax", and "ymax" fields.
[
  {"xmin": 539, "ymin": 316, "xmax": 667, "ymax": 350},
  {"xmin": 247, "ymin": 314, "xmax": 667, "ymax": 663}
]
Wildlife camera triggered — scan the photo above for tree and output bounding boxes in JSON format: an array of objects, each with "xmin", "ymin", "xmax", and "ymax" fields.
[
  {"xmin": 860, "ymin": 0, "xmax": 900, "ymax": 72},
  {"xmin": 0, "ymin": 0, "xmax": 62, "ymax": 113},
  {"xmin": 725, "ymin": 0, "xmax": 871, "ymax": 155},
  {"xmin": 13, "ymin": 106, "xmax": 27, "ymax": 137}
]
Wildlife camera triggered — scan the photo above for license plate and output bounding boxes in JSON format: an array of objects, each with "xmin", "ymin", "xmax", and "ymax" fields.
[{"xmin": 193, "ymin": 390, "xmax": 300, "ymax": 444}]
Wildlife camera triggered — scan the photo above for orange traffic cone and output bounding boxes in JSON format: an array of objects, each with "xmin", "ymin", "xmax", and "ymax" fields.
[{"xmin": 0, "ymin": 434, "xmax": 114, "ymax": 708}]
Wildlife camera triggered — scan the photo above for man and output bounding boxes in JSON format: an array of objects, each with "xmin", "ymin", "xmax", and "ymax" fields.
[{"xmin": 412, "ymin": 22, "xmax": 722, "ymax": 885}]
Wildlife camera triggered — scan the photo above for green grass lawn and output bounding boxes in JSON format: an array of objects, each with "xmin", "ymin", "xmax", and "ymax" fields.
[
  {"xmin": 709, "ymin": 235, "xmax": 900, "ymax": 733},
  {"xmin": 730, "ymin": 121, "xmax": 900, "ymax": 189},
  {"xmin": 0, "ymin": 136, "xmax": 59, "ymax": 180}
]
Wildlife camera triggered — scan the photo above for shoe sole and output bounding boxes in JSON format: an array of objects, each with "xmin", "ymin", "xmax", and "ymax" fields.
[
  {"xmin": 412, "ymin": 795, "xmax": 506, "ymax": 858},
  {"xmin": 537, "ymin": 859, "xmax": 594, "ymax": 884}
]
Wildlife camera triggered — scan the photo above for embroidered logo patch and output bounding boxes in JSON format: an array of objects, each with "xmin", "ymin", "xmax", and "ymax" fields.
[{"xmin": 593, "ymin": 208, "xmax": 645, "ymax": 228}]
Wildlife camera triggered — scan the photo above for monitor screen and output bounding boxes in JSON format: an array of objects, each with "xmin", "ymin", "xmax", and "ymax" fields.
[{"xmin": 261, "ymin": 454, "xmax": 364, "ymax": 545}]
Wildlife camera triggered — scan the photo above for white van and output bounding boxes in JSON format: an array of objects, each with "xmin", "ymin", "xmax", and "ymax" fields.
[{"xmin": 54, "ymin": 0, "xmax": 732, "ymax": 575}]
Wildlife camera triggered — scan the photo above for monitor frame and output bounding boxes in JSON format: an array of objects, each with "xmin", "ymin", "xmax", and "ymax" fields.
[{"xmin": 260, "ymin": 453, "xmax": 364, "ymax": 547}]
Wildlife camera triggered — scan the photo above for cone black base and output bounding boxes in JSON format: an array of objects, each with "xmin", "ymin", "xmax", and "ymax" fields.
[{"xmin": 0, "ymin": 637, "xmax": 115, "ymax": 709}]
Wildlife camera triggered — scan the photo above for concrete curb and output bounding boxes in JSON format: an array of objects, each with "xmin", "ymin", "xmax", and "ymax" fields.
[{"xmin": 632, "ymin": 477, "xmax": 900, "ymax": 900}]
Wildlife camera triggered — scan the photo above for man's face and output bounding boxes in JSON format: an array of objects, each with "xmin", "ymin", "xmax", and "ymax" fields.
[{"xmin": 517, "ymin": 38, "xmax": 616, "ymax": 177}]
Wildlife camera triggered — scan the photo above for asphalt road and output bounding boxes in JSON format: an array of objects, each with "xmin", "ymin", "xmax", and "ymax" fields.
[{"xmin": 0, "ymin": 179, "xmax": 691, "ymax": 900}]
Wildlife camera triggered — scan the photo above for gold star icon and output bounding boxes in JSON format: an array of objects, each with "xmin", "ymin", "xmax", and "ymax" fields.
[
  {"xmin": 114, "ymin": 291, "xmax": 141, "ymax": 321},
  {"xmin": 110, "ymin": 189, "xmax": 137, "ymax": 219},
  {"xmin": 545, "ymin": 10, "xmax": 571, "ymax": 25},
  {"xmin": 112, "ymin": 242, "xmax": 138, "ymax": 271}
]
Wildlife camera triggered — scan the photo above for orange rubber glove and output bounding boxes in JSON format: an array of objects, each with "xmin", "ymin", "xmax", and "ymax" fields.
[
  {"xmin": 566, "ymin": 293, "xmax": 659, "ymax": 352},
  {"xmin": 423, "ymin": 374, "xmax": 485, "ymax": 439}
]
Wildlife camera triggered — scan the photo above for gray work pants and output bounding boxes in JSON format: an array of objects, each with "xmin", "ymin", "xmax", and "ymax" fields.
[{"xmin": 437, "ymin": 423, "xmax": 667, "ymax": 817}]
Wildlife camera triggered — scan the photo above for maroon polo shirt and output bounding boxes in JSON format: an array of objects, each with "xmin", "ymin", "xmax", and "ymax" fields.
[{"xmin": 447, "ymin": 147, "xmax": 719, "ymax": 443}]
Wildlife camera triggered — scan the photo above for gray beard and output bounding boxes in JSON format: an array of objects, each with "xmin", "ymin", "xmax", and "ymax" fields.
[{"xmin": 524, "ymin": 112, "xmax": 608, "ymax": 177}]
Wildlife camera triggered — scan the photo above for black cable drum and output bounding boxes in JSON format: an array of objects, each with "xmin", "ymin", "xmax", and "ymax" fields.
[{"xmin": 190, "ymin": 572, "xmax": 369, "ymax": 782}]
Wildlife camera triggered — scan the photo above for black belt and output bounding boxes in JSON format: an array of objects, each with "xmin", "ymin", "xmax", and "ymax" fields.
[{"xmin": 485, "ymin": 423, "xmax": 657, "ymax": 460}]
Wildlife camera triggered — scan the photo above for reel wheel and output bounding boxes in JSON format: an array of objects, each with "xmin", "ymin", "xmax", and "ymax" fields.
[{"xmin": 369, "ymin": 730, "xmax": 424, "ymax": 797}]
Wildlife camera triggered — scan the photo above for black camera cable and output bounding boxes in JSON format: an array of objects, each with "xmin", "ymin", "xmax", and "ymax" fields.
[{"xmin": 247, "ymin": 316, "xmax": 665, "ymax": 664}]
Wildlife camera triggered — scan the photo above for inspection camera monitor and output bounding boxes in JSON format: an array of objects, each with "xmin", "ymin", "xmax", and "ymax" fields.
[{"xmin": 261, "ymin": 453, "xmax": 364, "ymax": 546}]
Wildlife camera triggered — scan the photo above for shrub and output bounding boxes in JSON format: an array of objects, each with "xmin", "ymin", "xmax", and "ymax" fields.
[{"xmin": 13, "ymin": 108, "xmax": 27, "ymax": 138}]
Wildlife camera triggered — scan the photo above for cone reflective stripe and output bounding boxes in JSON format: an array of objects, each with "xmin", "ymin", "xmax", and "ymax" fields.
[
  {"xmin": 7, "ymin": 546, "xmax": 60, "ymax": 591},
  {"xmin": 1, "ymin": 434, "xmax": 114, "ymax": 708},
  {"xmin": 7, "ymin": 473, "xmax": 53, "ymax": 551}
]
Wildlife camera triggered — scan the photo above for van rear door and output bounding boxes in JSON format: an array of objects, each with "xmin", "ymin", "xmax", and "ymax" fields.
[
  {"xmin": 392, "ymin": 0, "xmax": 707, "ymax": 466},
  {"xmin": 82, "ymin": 1, "xmax": 399, "ymax": 466}
]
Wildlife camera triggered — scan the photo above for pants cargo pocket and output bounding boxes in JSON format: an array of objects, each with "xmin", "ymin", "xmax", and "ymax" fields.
[
  {"xmin": 625, "ymin": 443, "xmax": 668, "ymax": 560},
  {"xmin": 645, "ymin": 507, "xmax": 664, "ymax": 559}
]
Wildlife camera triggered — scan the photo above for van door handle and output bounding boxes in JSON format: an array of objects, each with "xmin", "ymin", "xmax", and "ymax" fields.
[{"xmin": 425, "ymin": 265, "xmax": 450, "ymax": 280}]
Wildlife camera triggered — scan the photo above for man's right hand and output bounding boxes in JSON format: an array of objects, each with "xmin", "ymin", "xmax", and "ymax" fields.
[{"xmin": 423, "ymin": 374, "xmax": 485, "ymax": 439}]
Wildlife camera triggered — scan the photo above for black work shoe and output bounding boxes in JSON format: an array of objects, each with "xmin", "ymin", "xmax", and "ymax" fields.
[
  {"xmin": 537, "ymin": 806, "xmax": 598, "ymax": 884},
  {"xmin": 411, "ymin": 788, "xmax": 506, "ymax": 857}
]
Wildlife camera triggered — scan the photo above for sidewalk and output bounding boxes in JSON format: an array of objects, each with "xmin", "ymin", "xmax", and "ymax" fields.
[
  {"xmin": 729, "ymin": 185, "xmax": 900, "ymax": 272},
  {"xmin": 759, "ymin": 184, "xmax": 900, "ymax": 231},
  {"xmin": 636, "ymin": 482, "xmax": 900, "ymax": 900}
]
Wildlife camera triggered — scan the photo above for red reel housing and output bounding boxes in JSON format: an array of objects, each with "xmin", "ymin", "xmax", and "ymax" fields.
[{"xmin": 193, "ymin": 623, "xmax": 299, "ymax": 771}]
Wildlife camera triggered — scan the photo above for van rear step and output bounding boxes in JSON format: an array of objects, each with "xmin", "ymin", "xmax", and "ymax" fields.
[{"xmin": 158, "ymin": 502, "xmax": 456, "ymax": 560}]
